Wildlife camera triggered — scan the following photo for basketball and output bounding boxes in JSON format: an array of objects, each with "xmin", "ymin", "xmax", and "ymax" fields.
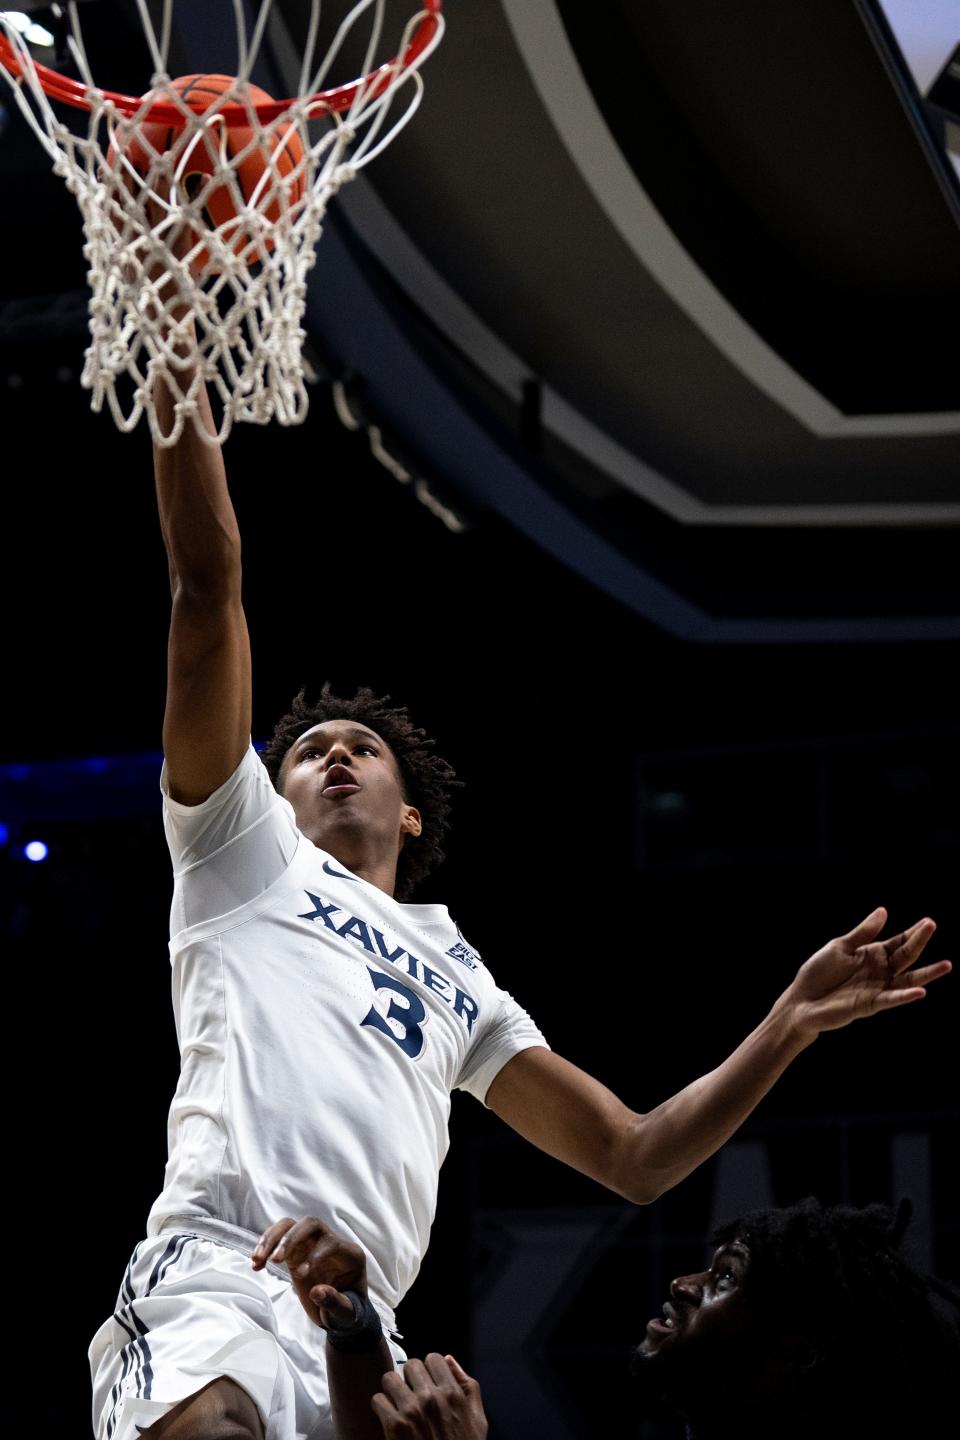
[{"xmin": 111, "ymin": 74, "xmax": 306, "ymax": 272}]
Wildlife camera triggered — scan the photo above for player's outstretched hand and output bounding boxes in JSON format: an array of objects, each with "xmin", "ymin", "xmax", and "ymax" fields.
[
  {"xmin": 252, "ymin": 1215, "xmax": 367, "ymax": 1332},
  {"xmin": 778, "ymin": 908, "xmax": 951, "ymax": 1045},
  {"xmin": 372, "ymin": 1356, "xmax": 488, "ymax": 1440}
]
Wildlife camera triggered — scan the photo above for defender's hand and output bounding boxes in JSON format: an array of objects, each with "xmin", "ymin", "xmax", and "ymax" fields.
[
  {"xmin": 252, "ymin": 1215, "xmax": 367, "ymax": 1331},
  {"xmin": 372, "ymin": 1356, "xmax": 488, "ymax": 1440},
  {"xmin": 778, "ymin": 908, "xmax": 951, "ymax": 1045}
]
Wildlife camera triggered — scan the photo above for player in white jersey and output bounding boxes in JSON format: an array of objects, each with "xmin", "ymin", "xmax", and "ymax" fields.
[{"xmin": 88, "ymin": 344, "xmax": 951, "ymax": 1440}]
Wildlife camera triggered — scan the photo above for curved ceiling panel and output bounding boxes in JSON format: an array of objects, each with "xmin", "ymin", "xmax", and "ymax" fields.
[
  {"xmin": 510, "ymin": 0, "xmax": 960, "ymax": 428},
  {"xmin": 264, "ymin": 1, "xmax": 960, "ymax": 529}
]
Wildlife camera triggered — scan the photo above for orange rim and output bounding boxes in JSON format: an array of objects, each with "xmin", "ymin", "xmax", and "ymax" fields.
[{"xmin": 0, "ymin": 2, "xmax": 441, "ymax": 121}]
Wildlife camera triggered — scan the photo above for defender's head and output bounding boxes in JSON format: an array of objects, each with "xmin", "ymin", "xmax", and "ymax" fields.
[{"xmin": 633, "ymin": 1197, "xmax": 959, "ymax": 1439}]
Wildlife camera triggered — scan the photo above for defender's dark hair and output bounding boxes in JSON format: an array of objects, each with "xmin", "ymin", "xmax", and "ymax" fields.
[
  {"xmin": 261, "ymin": 684, "xmax": 459, "ymax": 900},
  {"xmin": 712, "ymin": 1196, "xmax": 960, "ymax": 1438}
]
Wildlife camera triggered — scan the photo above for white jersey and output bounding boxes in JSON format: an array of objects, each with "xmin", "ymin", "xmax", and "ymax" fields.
[{"xmin": 146, "ymin": 744, "xmax": 547, "ymax": 1315}]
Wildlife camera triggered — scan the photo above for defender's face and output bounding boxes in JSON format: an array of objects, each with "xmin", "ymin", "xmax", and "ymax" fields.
[
  {"xmin": 278, "ymin": 720, "xmax": 420, "ymax": 861},
  {"xmin": 636, "ymin": 1240, "xmax": 754, "ymax": 1374}
]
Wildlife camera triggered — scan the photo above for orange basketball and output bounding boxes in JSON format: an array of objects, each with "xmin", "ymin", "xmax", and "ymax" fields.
[{"xmin": 111, "ymin": 74, "xmax": 306, "ymax": 273}]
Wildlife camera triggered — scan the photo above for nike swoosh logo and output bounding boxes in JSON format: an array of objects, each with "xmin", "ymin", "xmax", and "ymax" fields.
[{"xmin": 323, "ymin": 859, "xmax": 357, "ymax": 882}]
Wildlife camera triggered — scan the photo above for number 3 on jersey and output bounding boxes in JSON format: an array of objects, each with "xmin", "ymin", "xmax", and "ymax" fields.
[{"xmin": 361, "ymin": 967, "xmax": 426, "ymax": 1058}]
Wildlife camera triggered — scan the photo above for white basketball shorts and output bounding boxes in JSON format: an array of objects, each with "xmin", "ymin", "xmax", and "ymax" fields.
[{"xmin": 89, "ymin": 1217, "xmax": 406, "ymax": 1440}]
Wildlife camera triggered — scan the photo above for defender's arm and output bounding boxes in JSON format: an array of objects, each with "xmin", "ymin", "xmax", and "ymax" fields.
[{"xmin": 254, "ymin": 1217, "xmax": 395, "ymax": 1440}]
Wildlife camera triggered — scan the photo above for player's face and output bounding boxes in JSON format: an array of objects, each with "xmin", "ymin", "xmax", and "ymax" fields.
[
  {"xmin": 279, "ymin": 720, "xmax": 421, "ymax": 863},
  {"xmin": 635, "ymin": 1240, "xmax": 755, "ymax": 1377}
]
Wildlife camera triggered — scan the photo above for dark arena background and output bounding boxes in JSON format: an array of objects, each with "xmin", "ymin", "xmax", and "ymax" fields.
[{"xmin": 1, "ymin": 3, "xmax": 958, "ymax": 1436}]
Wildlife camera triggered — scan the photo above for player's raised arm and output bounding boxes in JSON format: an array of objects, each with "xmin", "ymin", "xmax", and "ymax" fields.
[
  {"xmin": 154, "ymin": 333, "xmax": 252, "ymax": 805},
  {"xmin": 486, "ymin": 908, "xmax": 951, "ymax": 1204}
]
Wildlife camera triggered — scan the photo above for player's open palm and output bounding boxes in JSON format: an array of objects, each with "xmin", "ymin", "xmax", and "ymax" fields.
[
  {"xmin": 783, "ymin": 907, "xmax": 951, "ymax": 1042},
  {"xmin": 253, "ymin": 1215, "xmax": 368, "ymax": 1331}
]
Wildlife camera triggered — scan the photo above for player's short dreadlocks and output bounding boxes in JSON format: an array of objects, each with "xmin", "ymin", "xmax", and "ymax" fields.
[
  {"xmin": 260, "ymin": 684, "xmax": 459, "ymax": 900},
  {"xmin": 712, "ymin": 1195, "xmax": 960, "ymax": 1438}
]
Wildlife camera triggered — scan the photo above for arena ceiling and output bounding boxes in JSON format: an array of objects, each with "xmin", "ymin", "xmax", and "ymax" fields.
[{"xmin": 1, "ymin": 1, "xmax": 958, "ymax": 642}]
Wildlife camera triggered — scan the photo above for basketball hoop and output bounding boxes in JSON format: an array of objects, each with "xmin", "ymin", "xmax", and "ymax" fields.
[{"xmin": 0, "ymin": 2, "xmax": 444, "ymax": 446}]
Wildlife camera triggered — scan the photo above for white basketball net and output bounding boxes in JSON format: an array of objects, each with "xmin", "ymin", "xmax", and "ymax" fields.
[{"xmin": 0, "ymin": 1, "xmax": 444, "ymax": 445}]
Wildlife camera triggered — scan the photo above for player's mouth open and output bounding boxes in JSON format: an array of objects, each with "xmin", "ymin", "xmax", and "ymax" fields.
[
  {"xmin": 322, "ymin": 765, "xmax": 360, "ymax": 796},
  {"xmin": 646, "ymin": 1304, "xmax": 679, "ymax": 1337}
]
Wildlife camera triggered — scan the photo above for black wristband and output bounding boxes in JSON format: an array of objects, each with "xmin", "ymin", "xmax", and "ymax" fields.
[{"xmin": 325, "ymin": 1289, "xmax": 384, "ymax": 1354}]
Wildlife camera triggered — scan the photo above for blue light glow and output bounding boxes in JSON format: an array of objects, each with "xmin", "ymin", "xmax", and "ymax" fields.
[
  {"xmin": 0, "ymin": 821, "xmax": 9, "ymax": 847},
  {"xmin": 24, "ymin": 840, "xmax": 49, "ymax": 862}
]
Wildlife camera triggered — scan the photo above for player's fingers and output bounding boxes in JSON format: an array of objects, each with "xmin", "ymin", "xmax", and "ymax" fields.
[
  {"xmin": 887, "ymin": 918, "xmax": 936, "ymax": 971},
  {"xmin": 275, "ymin": 1218, "xmax": 321, "ymax": 1265},
  {"xmin": 397, "ymin": 1362, "xmax": 443, "ymax": 1430},
  {"xmin": 401, "ymin": 1359, "xmax": 434, "ymax": 1393},
  {"xmin": 294, "ymin": 1235, "xmax": 340, "ymax": 1278},
  {"xmin": 894, "ymin": 959, "xmax": 951, "ymax": 988},
  {"xmin": 423, "ymin": 1353, "xmax": 459, "ymax": 1390},
  {"xmin": 875, "ymin": 929, "xmax": 906, "ymax": 959},
  {"xmin": 252, "ymin": 1216, "xmax": 297, "ymax": 1267},
  {"xmin": 371, "ymin": 1393, "xmax": 411, "ymax": 1437},
  {"xmin": 443, "ymin": 1355, "xmax": 476, "ymax": 1392},
  {"xmin": 843, "ymin": 906, "xmax": 887, "ymax": 948},
  {"xmin": 299, "ymin": 1234, "xmax": 365, "ymax": 1284},
  {"xmin": 311, "ymin": 1285, "xmax": 358, "ymax": 1327},
  {"xmin": 270, "ymin": 1215, "xmax": 332, "ymax": 1266},
  {"xmin": 380, "ymin": 1369, "xmax": 428, "ymax": 1423},
  {"xmin": 871, "ymin": 986, "xmax": 926, "ymax": 1010}
]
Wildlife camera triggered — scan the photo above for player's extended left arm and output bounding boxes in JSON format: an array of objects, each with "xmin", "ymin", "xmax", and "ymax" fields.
[{"xmin": 485, "ymin": 908, "xmax": 950, "ymax": 1205}]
